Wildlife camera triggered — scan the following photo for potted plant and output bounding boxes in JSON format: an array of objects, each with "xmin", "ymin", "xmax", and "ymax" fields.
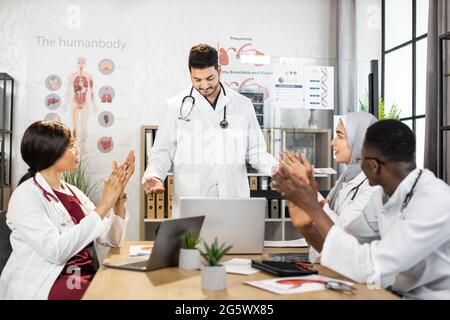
[
  {"xmin": 178, "ymin": 231, "xmax": 201, "ymax": 270},
  {"xmin": 199, "ymin": 238, "xmax": 232, "ymax": 291},
  {"xmin": 61, "ymin": 156, "xmax": 100, "ymax": 199},
  {"xmin": 358, "ymin": 89, "xmax": 401, "ymax": 120}
]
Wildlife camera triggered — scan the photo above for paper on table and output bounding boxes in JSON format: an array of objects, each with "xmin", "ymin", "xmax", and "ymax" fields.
[
  {"xmin": 129, "ymin": 245, "xmax": 153, "ymax": 256},
  {"xmin": 246, "ymin": 275, "xmax": 354, "ymax": 294},
  {"xmin": 264, "ymin": 238, "xmax": 309, "ymax": 248},
  {"xmin": 222, "ymin": 258, "xmax": 260, "ymax": 275}
]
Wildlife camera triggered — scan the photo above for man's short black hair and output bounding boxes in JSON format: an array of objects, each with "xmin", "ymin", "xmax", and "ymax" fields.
[
  {"xmin": 364, "ymin": 119, "xmax": 416, "ymax": 162},
  {"xmin": 188, "ymin": 44, "xmax": 219, "ymax": 70}
]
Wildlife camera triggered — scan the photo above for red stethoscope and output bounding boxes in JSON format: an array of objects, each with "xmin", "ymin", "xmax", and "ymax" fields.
[
  {"xmin": 33, "ymin": 176, "xmax": 60, "ymax": 203},
  {"xmin": 33, "ymin": 175, "xmax": 82, "ymax": 205}
]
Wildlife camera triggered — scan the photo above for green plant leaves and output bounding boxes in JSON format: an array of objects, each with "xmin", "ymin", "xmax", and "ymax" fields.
[
  {"xmin": 358, "ymin": 89, "xmax": 401, "ymax": 120},
  {"xmin": 61, "ymin": 156, "xmax": 100, "ymax": 198},
  {"xmin": 181, "ymin": 231, "xmax": 201, "ymax": 249},
  {"xmin": 199, "ymin": 238, "xmax": 233, "ymax": 266}
]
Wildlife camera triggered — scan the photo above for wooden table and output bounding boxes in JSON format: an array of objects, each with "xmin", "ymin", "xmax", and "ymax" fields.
[{"xmin": 83, "ymin": 241, "xmax": 399, "ymax": 300}]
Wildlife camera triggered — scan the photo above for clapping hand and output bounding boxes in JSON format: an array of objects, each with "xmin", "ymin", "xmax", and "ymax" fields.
[
  {"xmin": 279, "ymin": 150, "xmax": 312, "ymax": 184},
  {"xmin": 112, "ymin": 150, "xmax": 135, "ymax": 195},
  {"xmin": 272, "ymin": 155, "xmax": 321, "ymax": 215}
]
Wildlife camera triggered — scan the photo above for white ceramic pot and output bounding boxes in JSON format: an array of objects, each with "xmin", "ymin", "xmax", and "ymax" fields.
[
  {"xmin": 178, "ymin": 248, "xmax": 201, "ymax": 270},
  {"xmin": 201, "ymin": 264, "xmax": 227, "ymax": 291}
]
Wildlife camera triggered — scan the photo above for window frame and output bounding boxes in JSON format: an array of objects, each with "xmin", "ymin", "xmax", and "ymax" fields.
[{"xmin": 381, "ymin": 0, "xmax": 427, "ymax": 131}]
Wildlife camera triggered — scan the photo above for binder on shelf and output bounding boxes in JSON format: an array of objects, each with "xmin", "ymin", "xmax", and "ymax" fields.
[
  {"xmin": 144, "ymin": 128, "xmax": 156, "ymax": 220},
  {"xmin": 249, "ymin": 176, "xmax": 258, "ymax": 190},
  {"xmin": 156, "ymin": 191, "xmax": 165, "ymax": 219},
  {"xmin": 268, "ymin": 177, "xmax": 272, "ymax": 190},
  {"xmin": 146, "ymin": 193, "xmax": 155, "ymax": 219},
  {"xmin": 145, "ymin": 130, "xmax": 154, "ymax": 164},
  {"xmin": 167, "ymin": 175, "xmax": 173, "ymax": 218},
  {"xmin": 270, "ymin": 199, "xmax": 280, "ymax": 219},
  {"xmin": 266, "ymin": 129, "xmax": 272, "ymax": 154},
  {"xmin": 259, "ymin": 176, "xmax": 269, "ymax": 190}
]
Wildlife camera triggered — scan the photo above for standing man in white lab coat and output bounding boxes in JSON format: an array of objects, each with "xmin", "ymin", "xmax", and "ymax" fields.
[
  {"xmin": 273, "ymin": 120, "xmax": 450, "ymax": 299},
  {"xmin": 142, "ymin": 44, "xmax": 277, "ymax": 217}
]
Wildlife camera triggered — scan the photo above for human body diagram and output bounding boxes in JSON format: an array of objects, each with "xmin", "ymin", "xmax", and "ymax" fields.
[{"xmin": 66, "ymin": 57, "xmax": 98, "ymax": 153}]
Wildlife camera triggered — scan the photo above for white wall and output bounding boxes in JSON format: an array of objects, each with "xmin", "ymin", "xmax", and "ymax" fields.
[
  {"xmin": 0, "ymin": 0, "xmax": 379, "ymax": 240},
  {"xmin": 355, "ymin": 0, "xmax": 382, "ymax": 107}
]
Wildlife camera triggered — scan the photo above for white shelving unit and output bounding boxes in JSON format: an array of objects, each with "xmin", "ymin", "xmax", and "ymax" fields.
[
  {"xmin": 248, "ymin": 128, "xmax": 332, "ymax": 242},
  {"xmin": 140, "ymin": 125, "xmax": 332, "ymax": 241}
]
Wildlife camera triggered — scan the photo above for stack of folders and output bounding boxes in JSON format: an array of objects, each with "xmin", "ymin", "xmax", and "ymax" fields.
[
  {"xmin": 146, "ymin": 175, "xmax": 174, "ymax": 219},
  {"xmin": 248, "ymin": 176, "xmax": 281, "ymax": 219}
]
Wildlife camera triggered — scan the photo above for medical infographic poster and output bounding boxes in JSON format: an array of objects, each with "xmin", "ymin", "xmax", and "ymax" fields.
[
  {"xmin": 217, "ymin": 37, "xmax": 274, "ymax": 129},
  {"xmin": 272, "ymin": 58, "xmax": 334, "ymax": 110},
  {"xmin": 272, "ymin": 57, "xmax": 305, "ymax": 109},
  {"xmin": 218, "ymin": 38, "xmax": 273, "ymax": 100},
  {"xmin": 26, "ymin": 24, "xmax": 135, "ymax": 178},
  {"xmin": 305, "ymin": 66, "xmax": 334, "ymax": 110}
]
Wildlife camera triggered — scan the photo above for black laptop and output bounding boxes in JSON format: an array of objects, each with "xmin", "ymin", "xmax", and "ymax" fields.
[{"xmin": 103, "ymin": 216, "xmax": 204, "ymax": 272}]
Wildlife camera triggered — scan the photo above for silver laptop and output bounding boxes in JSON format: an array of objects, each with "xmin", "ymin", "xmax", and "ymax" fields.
[
  {"xmin": 103, "ymin": 216, "xmax": 204, "ymax": 272},
  {"xmin": 179, "ymin": 197, "xmax": 266, "ymax": 254}
]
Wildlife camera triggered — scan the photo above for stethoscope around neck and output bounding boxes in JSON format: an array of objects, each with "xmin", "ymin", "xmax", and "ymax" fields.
[
  {"xmin": 32, "ymin": 175, "xmax": 81, "ymax": 205},
  {"xmin": 348, "ymin": 170, "xmax": 423, "ymax": 217},
  {"xmin": 178, "ymin": 82, "xmax": 229, "ymax": 129},
  {"xmin": 33, "ymin": 175, "xmax": 60, "ymax": 203}
]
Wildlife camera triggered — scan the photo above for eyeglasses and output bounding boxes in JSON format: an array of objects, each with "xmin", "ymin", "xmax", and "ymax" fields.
[{"xmin": 355, "ymin": 156, "xmax": 386, "ymax": 165}]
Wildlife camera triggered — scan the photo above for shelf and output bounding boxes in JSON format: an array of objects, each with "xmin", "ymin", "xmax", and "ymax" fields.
[
  {"xmin": 140, "ymin": 126, "xmax": 332, "ymax": 241},
  {"xmin": 248, "ymin": 173, "xmax": 330, "ymax": 178},
  {"xmin": 438, "ymin": 33, "xmax": 450, "ymax": 180},
  {"xmin": 250, "ymin": 190, "xmax": 283, "ymax": 199},
  {"xmin": 0, "ymin": 73, "xmax": 13, "ymax": 211},
  {"xmin": 144, "ymin": 218, "xmax": 168, "ymax": 222}
]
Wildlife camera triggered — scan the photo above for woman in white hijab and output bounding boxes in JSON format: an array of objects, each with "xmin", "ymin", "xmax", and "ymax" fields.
[{"xmin": 279, "ymin": 112, "xmax": 378, "ymax": 263}]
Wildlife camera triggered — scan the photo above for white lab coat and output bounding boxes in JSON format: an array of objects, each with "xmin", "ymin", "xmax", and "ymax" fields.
[
  {"xmin": 0, "ymin": 173, "xmax": 128, "ymax": 300},
  {"xmin": 142, "ymin": 84, "xmax": 277, "ymax": 217},
  {"xmin": 321, "ymin": 168, "xmax": 450, "ymax": 299},
  {"xmin": 309, "ymin": 171, "xmax": 378, "ymax": 262}
]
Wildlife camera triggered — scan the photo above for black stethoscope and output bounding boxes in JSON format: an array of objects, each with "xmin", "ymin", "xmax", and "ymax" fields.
[
  {"xmin": 349, "ymin": 169, "xmax": 422, "ymax": 209},
  {"xmin": 401, "ymin": 169, "xmax": 422, "ymax": 214},
  {"xmin": 350, "ymin": 178, "xmax": 368, "ymax": 201},
  {"xmin": 178, "ymin": 82, "xmax": 229, "ymax": 129}
]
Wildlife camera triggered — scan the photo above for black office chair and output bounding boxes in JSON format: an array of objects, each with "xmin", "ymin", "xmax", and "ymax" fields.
[{"xmin": 0, "ymin": 210, "xmax": 12, "ymax": 275}]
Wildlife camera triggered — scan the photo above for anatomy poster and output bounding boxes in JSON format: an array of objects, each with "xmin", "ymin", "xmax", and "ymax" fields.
[
  {"xmin": 217, "ymin": 36, "xmax": 274, "ymax": 129},
  {"xmin": 26, "ymin": 24, "xmax": 135, "ymax": 176}
]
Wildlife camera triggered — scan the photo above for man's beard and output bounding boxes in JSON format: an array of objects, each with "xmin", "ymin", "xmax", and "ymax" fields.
[{"xmin": 200, "ymin": 82, "xmax": 220, "ymax": 98}]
